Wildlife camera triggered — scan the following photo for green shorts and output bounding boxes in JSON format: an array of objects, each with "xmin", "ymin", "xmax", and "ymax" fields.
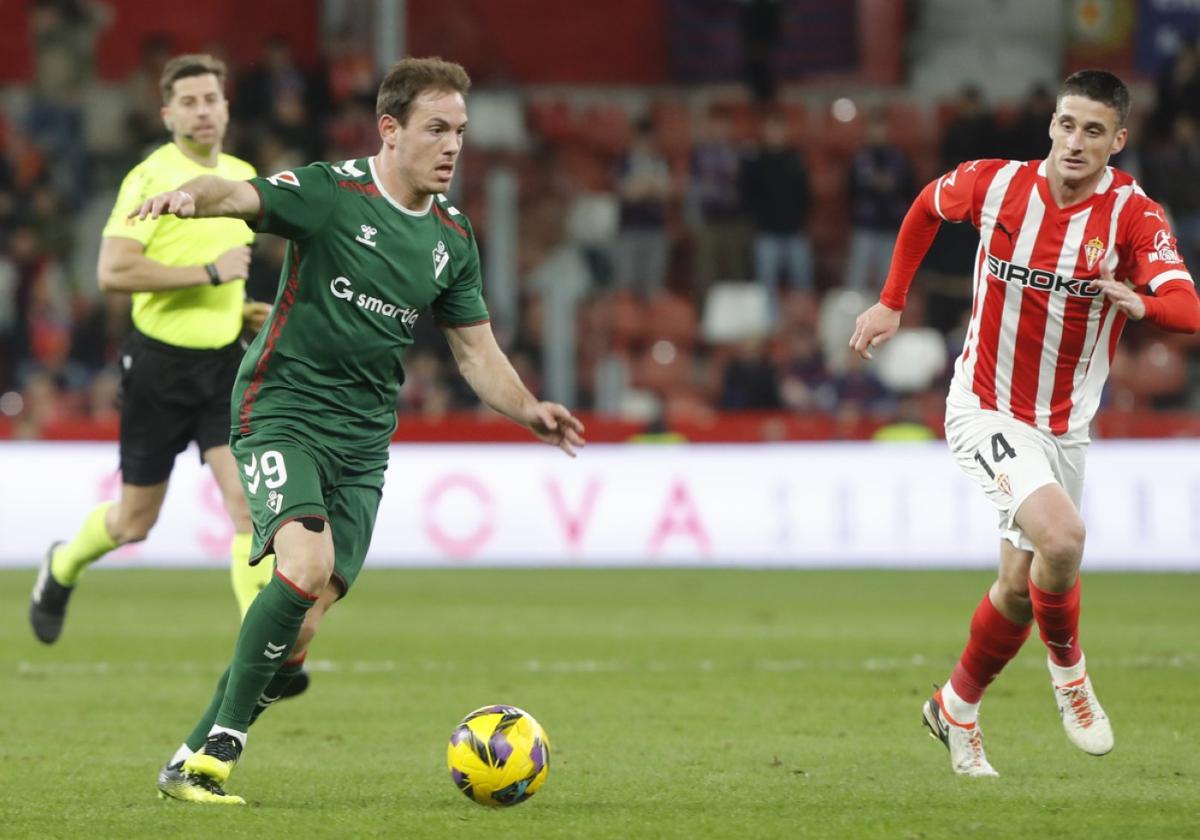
[{"xmin": 231, "ymin": 430, "xmax": 386, "ymax": 597}]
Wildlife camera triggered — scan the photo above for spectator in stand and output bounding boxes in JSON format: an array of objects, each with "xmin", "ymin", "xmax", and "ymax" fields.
[
  {"xmin": 739, "ymin": 112, "xmax": 812, "ymax": 314},
  {"xmin": 845, "ymin": 109, "xmax": 914, "ymax": 293},
  {"xmin": 26, "ymin": 0, "xmax": 111, "ymax": 203},
  {"xmin": 777, "ymin": 330, "xmax": 831, "ymax": 411},
  {"xmin": 1004, "ymin": 83, "xmax": 1057, "ymax": 162},
  {"xmin": 1142, "ymin": 115, "xmax": 1200, "ymax": 270},
  {"xmin": 1150, "ymin": 37, "xmax": 1200, "ymax": 143},
  {"xmin": 687, "ymin": 109, "xmax": 748, "ymax": 299},
  {"xmin": 324, "ymin": 26, "xmax": 376, "ymax": 106},
  {"xmin": 718, "ymin": 338, "xmax": 782, "ymax": 409},
  {"xmin": 613, "ymin": 116, "xmax": 673, "ymax": 297},
  {"xmin": 123, "ymin": 33, "xmax": 176, "ymax": 156}
]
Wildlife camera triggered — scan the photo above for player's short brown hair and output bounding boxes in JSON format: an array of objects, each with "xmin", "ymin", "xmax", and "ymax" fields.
[
  {"xmin": 160, "ymin": 54, "xmax": 227, "ymax": 104},
  {"xmin": 376, "ymin": 57, "xmax": 471, "ymax": 125},
  {"xmin": 1059, "ymin": 69, "xmax": 1130, "ymax": 126}
]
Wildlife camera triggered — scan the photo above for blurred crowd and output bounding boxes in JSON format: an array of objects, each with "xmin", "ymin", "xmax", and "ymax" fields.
[{"xmin": 2, "ymin": 2, "xmax": 1199, "ymax": 438}]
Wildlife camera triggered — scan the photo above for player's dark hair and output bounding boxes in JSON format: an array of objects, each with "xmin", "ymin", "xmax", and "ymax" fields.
[
  {"xmin": 1059, "ymin": 69, "xmax": 1130, "ymax": 126},
  {"xmin": 160, "ymin": 54, "xmax": 227, "ymax": 104},
  {"xmin": 376, "ymin": 57, "xmax": 471, "ymax": 125}
]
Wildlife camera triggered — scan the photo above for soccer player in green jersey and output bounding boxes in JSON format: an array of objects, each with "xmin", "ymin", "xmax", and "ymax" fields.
[
  {"xmin": 132, "ymin": 57, "xmax": 586, "ymax": 805},
  {"xmin": 29, "ymin": 55, "xmax": 281, "ymax": 640}
]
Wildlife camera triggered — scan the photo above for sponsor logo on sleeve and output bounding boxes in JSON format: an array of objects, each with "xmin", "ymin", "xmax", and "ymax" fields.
[{"xmin": 1146, "ymin": 229, "xmax": 1182, "ymax": 265}]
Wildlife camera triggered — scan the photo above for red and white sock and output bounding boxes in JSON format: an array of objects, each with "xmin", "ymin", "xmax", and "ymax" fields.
[
  {"xmin": 1029, "ymin": 576, "xmax": 1082, "ymax": 667},
  {"xmin": 946, "ymin": 590, "xmax": 1033, "ymax": 720}
]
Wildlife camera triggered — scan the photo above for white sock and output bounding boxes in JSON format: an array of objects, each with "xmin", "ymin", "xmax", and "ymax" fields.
[
  {"xmin": 208, "ymin": 725, "xmax": 248, "ymax": 749},
  {"xmin": 940, "ymin": 680, "xmax": 980, "ymax": 725},
  {"xmin": 1048, "ymin": 651, "xmax": 1087, "ymax": 685},
  {"xmin": 169, "ymin": 743, "xmax": 194, "ymax": 766}
]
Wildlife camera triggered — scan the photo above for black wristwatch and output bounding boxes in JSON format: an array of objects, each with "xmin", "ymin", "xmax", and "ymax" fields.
[{"xmin": 205, "ymin": 263, "xmax": 221, "ymax": 286}]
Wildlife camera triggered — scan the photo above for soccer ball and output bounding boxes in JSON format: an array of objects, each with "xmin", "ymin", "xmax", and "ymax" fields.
[{"xmin": 447, "ymin": 704, "xmax": 550, "ymax": 806}]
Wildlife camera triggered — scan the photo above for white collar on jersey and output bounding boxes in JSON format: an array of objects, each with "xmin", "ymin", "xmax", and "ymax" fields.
[
  {"xmin": 1037, "ymin": 159, "xmax": 1115, "ymax": 194},
  {"xmin": 368, "ymin": 156, "xmax": 434, "ymax": 217}
]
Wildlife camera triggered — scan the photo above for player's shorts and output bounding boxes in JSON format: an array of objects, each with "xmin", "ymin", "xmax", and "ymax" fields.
[
  {"xmin": 230, "ymin": 429, "xmax": 386, "ymax": 598},
  {"xmin": 944, "ymin": 404, "xmax": 1087, "ymax": 552},
  {"xmin": 118, "ymin": 329, "xmax": 244, "ymax": 486}
]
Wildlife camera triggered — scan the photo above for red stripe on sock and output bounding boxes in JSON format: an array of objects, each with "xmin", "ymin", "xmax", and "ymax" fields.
[
  {"xmin": 1029, "ymin": 576, "xmax": 1082, "ymax": 667},
  {"xmin": 274, "ymin": 569, "xmax": 318, "ymax": 603},
  {"xmin": 284, "ymin": 651, "xmax": 307, "ymax": 668},
  {"xmin": 949, "ymin": 591, "xmax": 1032, "ymax": 703}
]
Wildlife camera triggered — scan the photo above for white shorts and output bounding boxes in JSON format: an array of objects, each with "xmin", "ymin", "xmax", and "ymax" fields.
[{"xmin": 944, "ymin": 405, "xmax": 1087, "ymax": 552}]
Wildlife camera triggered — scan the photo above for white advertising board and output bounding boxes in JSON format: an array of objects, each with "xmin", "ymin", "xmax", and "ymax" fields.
[{"xmin": 0, "ymin": 441, "xmax": 1196, "ymax": 569}]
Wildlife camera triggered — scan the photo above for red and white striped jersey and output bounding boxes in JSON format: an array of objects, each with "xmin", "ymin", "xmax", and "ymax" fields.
[{"xmin": 932, "ymin": 159, "xmax": 1194, "ymax": 440}]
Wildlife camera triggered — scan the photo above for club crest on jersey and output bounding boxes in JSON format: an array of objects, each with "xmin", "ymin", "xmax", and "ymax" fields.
[
  {"xmin": 266, "ymin": 170, "xmax": 299, "ymax": 188},
  {"xmin": 996, "ymin": 474, "xmax": 1012, "ymax": 497},
  {"xmin": 1084, "ymin": 237, "xmax": 1105, "ymax": 270},
  {"xmin": 433, "ymin": 240, "xmax": 449, "ymax": 279}
]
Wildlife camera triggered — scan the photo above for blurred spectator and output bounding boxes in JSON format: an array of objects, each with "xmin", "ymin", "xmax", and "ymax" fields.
[
  {"xmin": 717, "ymin": 338, "xmax": 781, "ymax": 409},
  {"xmin": 1151, "ymin": 38, "xmax": 1200, "ymax": 143},
  {"xmin": 1142, "ymin": 116, "xmax": 1200, "ymax": 270},
  {"xmin": 844, "ymin": 109, "xmax": 914, "ymax": 292},
  {"xmin": 739, "ymin": 112, "xmax": 813, "ymax": 313},
  {"xmin": 123, "ymin": 33, "xmax": 175, "ymax": 155},
  {"xmin": 1004, "ymin": 82, "xmax": 1056, "ymax": 162},
  {"xmin": 687, "ymin": 109, "xmax": 748, "ymax": 299},
  {"xmin": 27, "ymin": 0, "xmax": 111, "ymax": 202},
  {"xmin": 738, "ymin": 0, "xmax": 783, "ymax": 102},
  {"xmin": 940, "ymin": 85, "xmax": 1001, "ymax": 165},
  {"xmin": 324, "ymin": 26, "xmax": 377, "ymax": 105},
  {"xmin": 613, "ymin": 116, "xmax": 673, "ymax": 297},
  {"xmin": 777, "ymin": 330, "xmax": 831, "ymax": 411}
]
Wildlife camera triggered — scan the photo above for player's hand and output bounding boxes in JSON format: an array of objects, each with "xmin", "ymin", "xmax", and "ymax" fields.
[
  {"xmin": 214, "ymin": 245, "xmax": 252, "ymax": 283},
  {"xmin": 128, "ymin": 189, "xmax": 196, "ymax": 221},
  {"xmin": 526, "ymin": 401, "xmax": 586, "ymax": 457},
  {"xmin": 849, "ymin": 302, "xmax": 902, "ymax": 360},
  {"xmin": 1091, "ymin": 263, "xmax": 1145, "ymax": 320},
  {"xmin": 242, "ymin": 301, "xmax": 272, "ymax": 333}
]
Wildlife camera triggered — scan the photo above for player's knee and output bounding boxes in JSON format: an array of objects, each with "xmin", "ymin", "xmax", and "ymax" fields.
[
  {"xmin": 110, "ymin": 512, "xmax": 158, "ymax": 544},
  {"xmin": 1038, "ymin": 520, "xmax": 1086, "ymax": 567},
  {"xmin": 993, "ymin": 577, "xmax": 1032, "ymax": 621}
]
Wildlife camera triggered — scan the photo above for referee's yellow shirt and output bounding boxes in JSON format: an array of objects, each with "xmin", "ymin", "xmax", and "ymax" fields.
[{"xmin": 102, "ymin": 142, "xmax": 256, "ymax": 349}]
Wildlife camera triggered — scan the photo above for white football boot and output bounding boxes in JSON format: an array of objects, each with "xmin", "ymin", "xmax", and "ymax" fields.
[
  {"xmin": 922, "ymin": 689, "xmax": 999, "ymax": 778},
  {"xmin": 1049, "ymin": 656, "xmax": 1114, "ymax": 756}
]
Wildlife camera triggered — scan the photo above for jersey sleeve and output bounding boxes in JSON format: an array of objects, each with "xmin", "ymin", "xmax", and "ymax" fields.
[
  {"xmin": 247, "ymin": 163, "xmax": 337, "ymax": 240},
  {"xmin": 928, "ymin": 159, "xmax": 995, "ymax": 225},
  {"xmin": 432, "ymin": 234, "xmax": 490, "ymax": 326},
  {"xmin": 1121, "ymin": 200, "xmax": 1194, "ymax": 292},
  {"xmin": 101, "ymin": 164, "xmax": 161, "ymax": 245}
]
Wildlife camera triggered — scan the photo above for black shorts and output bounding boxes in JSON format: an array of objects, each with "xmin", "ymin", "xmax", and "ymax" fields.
[{"xmin": 118, "ymin": 329, "xmax": 244, "ymax": 486}]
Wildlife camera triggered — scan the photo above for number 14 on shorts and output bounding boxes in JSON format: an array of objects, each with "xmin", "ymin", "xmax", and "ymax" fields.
[{"xmin": 242, "ymin": 449, "xmax": 289, "ymax": 515}]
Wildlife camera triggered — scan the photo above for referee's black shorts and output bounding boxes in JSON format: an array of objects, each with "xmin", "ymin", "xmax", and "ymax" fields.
[{"xmin": 117, "ymin": 328, "xmax": 244, "ymax": 486}]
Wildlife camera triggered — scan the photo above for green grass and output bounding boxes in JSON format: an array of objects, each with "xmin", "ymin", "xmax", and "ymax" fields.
[{"xmin": 1, "ymin": 569, "xmax": 1197, "ymax": 839}]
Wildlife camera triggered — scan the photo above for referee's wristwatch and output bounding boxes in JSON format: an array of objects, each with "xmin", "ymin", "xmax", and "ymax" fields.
[{"xmin": 205, "ymin": 263, "xmax": 222, "ymax": 286}]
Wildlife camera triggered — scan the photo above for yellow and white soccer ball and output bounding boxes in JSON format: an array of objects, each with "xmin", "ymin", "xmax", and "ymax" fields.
[{"xmin": 447, "ymin": 704, "xmax": 550, "ymax": 806}]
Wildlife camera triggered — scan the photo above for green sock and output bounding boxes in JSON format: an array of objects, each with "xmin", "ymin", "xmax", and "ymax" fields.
[
  {"xmin": 248, "ymin": 659, "xmax": 305, "ymax": 726},
  {"xmin": 184, "ymin": 659, "xmax": 303, "ymax": 751},
  {"xmin": 51, "ymin": 502, "xmax": 118, "ymax": 586},
  {"xmin": 214, "ymin": 574, "xmax": 315, "ymax": 732},
  {"xmin": 186, "ymin": 667, "xmax": 231, "ymax": 752}
]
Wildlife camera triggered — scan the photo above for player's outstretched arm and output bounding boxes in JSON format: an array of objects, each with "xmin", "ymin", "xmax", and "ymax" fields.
[
  {"xmin": 849, "ymin": 302, "xmax": 902, "ymax": 360},
  {"xmin": 128, "ymin": 175, "xmax": 261, "ymax": 222},
  {"xmin": 443, "ymin": 322, "xmax": 586, "ymax": 457}
]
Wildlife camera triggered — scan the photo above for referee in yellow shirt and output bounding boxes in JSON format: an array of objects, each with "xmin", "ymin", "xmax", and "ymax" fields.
[{"xmin": 30, "ymin": 55, "xmax": 284, "ymax": 657}]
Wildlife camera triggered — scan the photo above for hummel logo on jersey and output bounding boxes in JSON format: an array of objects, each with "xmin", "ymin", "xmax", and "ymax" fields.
[
  {"xmin": 264, "ymin": 641, "xmax": 286, "ymax": 660},
  {"xmin": 333, "ymin": 159, "xmax": 365, "ymax": 177},
  {"xmin": 986, "ymin": 253, "xmax": 1100, "ymax": 297},
  {"xmin": 266, "ymin": 170, "xmax": 300, "ymax": 188},
  {"xmin": 433, "ymin": 240, "xmax": 449, "ymax": 280},
  {"xmin": 267, "ymin": 489, "xmax": 283, "ymax": 514},
  {"xmin": 355, "ymin": 224, "xmax": 378, "ymax": 248}
]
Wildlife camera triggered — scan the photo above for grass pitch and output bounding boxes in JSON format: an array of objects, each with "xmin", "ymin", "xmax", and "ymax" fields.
[{"xmin": 2, "ymin": 568, "xmax": 1197, "ymax": 839}]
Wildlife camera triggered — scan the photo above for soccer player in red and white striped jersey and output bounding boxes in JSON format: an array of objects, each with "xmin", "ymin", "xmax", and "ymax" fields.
[{"xmin": 850, "ymin": 70, "xmax": 1199, "ymax": 777}]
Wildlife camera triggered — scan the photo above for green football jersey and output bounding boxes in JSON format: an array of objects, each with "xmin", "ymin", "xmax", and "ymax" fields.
[{"xmin": 233, "ymin": 157, "xmax": 489, "ymax": 449}]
